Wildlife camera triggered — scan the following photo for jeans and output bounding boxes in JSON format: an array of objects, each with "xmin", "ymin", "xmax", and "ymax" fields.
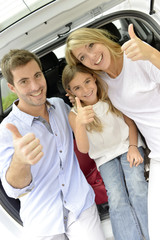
[{"xmin": 99, "ymin": 147, "xmax": 149, "ymax": 240}]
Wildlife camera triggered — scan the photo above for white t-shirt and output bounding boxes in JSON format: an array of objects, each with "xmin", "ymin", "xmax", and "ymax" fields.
[
  {"xmin": 102, "ymin": 53, "xmax": 160, "ymax": 159},
  {"xmin": 71, "ymin": 101, "xmax": 144, "ymax": 169}
]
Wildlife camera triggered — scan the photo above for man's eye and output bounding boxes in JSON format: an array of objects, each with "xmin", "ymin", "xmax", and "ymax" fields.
[
  {"xmin": 20, "ymin": 80, "xmax": 27, "ymax": 85},
  {"xmin": 36, "ymin": 73, "xmax": 41, "ymax": 78}
]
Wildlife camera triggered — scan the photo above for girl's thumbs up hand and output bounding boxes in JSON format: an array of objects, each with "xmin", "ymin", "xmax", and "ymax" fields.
[{"xmin": 75, "ymin": 97, "xmax": 95, "ymax": 125}]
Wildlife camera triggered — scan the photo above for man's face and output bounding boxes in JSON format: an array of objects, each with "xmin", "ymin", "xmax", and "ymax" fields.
[{"xmin": 8, "ymin": 60, "xmax": 47, "ymax": 114}]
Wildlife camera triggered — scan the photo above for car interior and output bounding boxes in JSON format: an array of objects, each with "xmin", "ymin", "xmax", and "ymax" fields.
[{"xmin": 0, "ymin": 16, "xmax": 159, "ymax": 226}]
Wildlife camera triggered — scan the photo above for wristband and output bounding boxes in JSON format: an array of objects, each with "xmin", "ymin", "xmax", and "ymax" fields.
[{"xmin": 128, "ymin": 144, "xmax": 138, "ymax": 148}]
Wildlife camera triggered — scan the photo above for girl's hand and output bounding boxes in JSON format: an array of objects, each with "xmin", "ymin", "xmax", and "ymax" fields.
[
  {"xmin": 121, "ymin": 24, "xmax": 153, "ymax": 61},
  {"xmin": 127, "ymin": 146, "xmax": 144, "ymax": 168},
  {"xmin": 75, "ymin": 97, "xmax": 95, "ymax": 125}
]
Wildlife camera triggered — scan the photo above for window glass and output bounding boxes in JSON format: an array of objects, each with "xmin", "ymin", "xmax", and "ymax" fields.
[
  {"xmin": 1, "ymin": 78, "xmax": 17, "ymax": 112},
  {"xmin": 0, "ymin": 0, "xmax": 56, "ymax": 32}
]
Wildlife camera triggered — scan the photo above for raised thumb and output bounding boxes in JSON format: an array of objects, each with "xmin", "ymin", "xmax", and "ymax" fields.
[
  {"xmin": 75, "ymin": 97, "xmax": 82, "ymax": 109},
  {"xmin": 6, "ymin": 123, "xmax": 22, "ymax": 140},
  {"xmin": 128, "ymin": 24, "xmax": 137, "ymax": 39}
]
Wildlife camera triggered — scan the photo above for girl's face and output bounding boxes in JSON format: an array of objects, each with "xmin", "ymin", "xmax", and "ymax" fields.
[
  {"xmin": 69, "ymin": 72, "xmax": 98, "ymax": 105},
  {"xmin": 72, "ymin": 43, "xmax": 111, "ymax": 72}
]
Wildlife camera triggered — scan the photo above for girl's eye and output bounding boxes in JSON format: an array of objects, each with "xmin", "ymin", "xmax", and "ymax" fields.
[
  {"xmin": 89, "ymin": 43, "xmax": 94, "ymax": 48},
  {"xmin": 74, "ymin": 87, "xmax": 80, "ymax": 91}
]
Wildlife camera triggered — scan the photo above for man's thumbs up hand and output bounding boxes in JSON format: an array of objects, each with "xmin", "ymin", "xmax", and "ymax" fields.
[
  {"xmin": 121, "ymin": 24, "xmax": 150, "ymax": 61},
  {"xmin": 6, "ymin": 123, "xmax": 22, "ymax": 139},
  {"xmin": 6, "ymin": 123, "xmax": 43, "ymax": 165}
]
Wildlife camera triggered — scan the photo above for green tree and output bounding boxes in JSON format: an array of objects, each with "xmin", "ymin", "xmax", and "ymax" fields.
[{"xmin": 2, "ymin": 93, "xmax": 18, "ymax": 111}]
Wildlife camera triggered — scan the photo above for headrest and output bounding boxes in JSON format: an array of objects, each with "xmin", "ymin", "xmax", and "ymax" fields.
[
  {"xmin": 102, "ymin": 22, "xmax": 121, "ymax": 42},
  {"xmin": 40, "ymin": 52, "xmax": 59, "ymax": 72}
]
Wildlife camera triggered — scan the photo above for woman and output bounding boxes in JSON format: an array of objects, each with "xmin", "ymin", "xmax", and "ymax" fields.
[{"xmin": 65, "ymin": 24, "xmax": 160, "ymax": 239}]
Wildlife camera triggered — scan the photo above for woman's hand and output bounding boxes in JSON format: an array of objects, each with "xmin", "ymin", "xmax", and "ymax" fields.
[
  {"xmin": 127, "ymin": 146, "xmax": 144, "ymax": 167},
  {"xmin": 65, "ymin": 90, "xmax": 76, "ymax": 105},
  {"xmin": 121, "ymin": 24, "xmax": 153, "ymax": 61}
]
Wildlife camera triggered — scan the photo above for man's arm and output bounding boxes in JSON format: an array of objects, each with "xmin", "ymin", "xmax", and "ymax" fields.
[{"xmin": 6, "ymin": 123, "xmax": 43, "ymax": 189}]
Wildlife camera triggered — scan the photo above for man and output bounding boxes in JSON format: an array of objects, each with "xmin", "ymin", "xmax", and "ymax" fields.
[{"xmin": 0, "ymin": 49, "xmax": 105, "ymax": 240}]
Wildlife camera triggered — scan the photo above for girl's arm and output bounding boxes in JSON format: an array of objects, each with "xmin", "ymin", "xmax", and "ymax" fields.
[
  {"xmin": 123, "ymin": 114, "xmax": 144, "ymax": 167},
  {"xmin": 68, "ymin": 97, "xmax": 94, "ymax": 153},
  {"xmin": 69, "ymin": 111, "xmax": 89, "ymax": 153}
]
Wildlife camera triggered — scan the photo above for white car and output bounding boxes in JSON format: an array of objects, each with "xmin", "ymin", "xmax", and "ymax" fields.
[{"xmin": 0, "ymin": 0, "xmax": 160, "ymax": 239}]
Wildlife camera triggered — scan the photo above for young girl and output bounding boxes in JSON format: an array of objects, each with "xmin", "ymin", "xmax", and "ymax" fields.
[{"xmin": 62, "ymin": 63, "xmax": 149, "ymax": 240}]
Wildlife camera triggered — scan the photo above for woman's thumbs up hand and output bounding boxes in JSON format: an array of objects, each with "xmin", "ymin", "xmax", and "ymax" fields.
[{"xmin": 121, "ymin": 24, "xmax": 151, "ymax": 61}]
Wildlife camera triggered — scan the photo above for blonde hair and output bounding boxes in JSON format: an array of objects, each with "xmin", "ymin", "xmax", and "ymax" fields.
[
  {"xmin": 62, "ymin": 64, "xmax": 121, "ymax": 132},
  {"xmin": 65, "ymin": 27, "xmax": 122, "ymax": 66}
]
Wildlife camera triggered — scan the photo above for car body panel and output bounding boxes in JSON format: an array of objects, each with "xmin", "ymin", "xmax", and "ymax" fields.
[{"xmin": 0, "ymin": 0, "xmax": 160, "ymax": 239}]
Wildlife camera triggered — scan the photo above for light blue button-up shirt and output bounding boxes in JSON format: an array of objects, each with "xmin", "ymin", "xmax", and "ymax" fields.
[{"xmin": 0, "ymin": 98, "xmax": 95, "ymax": 236}]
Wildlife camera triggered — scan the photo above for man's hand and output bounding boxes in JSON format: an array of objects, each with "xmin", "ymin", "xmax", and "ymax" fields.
[
  {"xmin": 121, "ymin": 24, "xmax": 152, "ymax": 61},
  {"xmin": 6, "ymin": 123, "xmax": 43, "ymax": 166}
]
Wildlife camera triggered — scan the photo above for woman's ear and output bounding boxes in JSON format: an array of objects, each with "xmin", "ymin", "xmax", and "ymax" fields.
[{"xmin": 92, "ymin": 74, "xmax": 97, "ymax": 82}]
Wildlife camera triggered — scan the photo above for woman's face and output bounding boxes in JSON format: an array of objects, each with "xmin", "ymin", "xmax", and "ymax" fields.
[
  {"xmin": 72, "ymin": 43, "xmax": 111, "ymax": 72},
  {"xmin": 69, "ymin": 72, "xmax": 98, "ymax": 105}
]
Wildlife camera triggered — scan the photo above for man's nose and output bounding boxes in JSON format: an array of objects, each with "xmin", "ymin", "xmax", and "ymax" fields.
[{"xmin": 30, "ymin": 79, "xmax": 40, "ymax": 90}]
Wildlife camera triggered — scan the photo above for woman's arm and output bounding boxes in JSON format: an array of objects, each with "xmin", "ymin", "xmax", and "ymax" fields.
[{"xmin": 123, "ymin": 114, "xmax": 144, "ymax": 167}]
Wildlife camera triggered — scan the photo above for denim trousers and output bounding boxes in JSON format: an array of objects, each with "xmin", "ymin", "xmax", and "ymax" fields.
[{"xmin": 99, "ymin": 147, "xmax": 149, "ymax": 240}]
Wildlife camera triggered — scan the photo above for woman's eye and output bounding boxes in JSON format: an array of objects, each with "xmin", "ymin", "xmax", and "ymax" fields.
[
  {"xmin": 86, "ymin": 79, "xmax": 90, "ymax": 84},
  {"xmin": 80, "ymin": 56, "xmax": 84, "ymax": 62},
  {"xmin": 89, "ymin": 43, "xmax": 94, "ymax": 48}
]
